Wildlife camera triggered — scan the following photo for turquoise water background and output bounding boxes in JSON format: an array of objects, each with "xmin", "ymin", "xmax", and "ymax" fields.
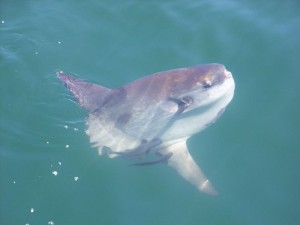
[{"xmin": 1, "ymin": 1, "xmax": 300, "ymax": 225}]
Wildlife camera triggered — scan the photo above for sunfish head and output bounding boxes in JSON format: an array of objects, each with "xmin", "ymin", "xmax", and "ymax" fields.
[{"xmin": 159, "ymin": 63, "xmax": 235, "ymax": 140}]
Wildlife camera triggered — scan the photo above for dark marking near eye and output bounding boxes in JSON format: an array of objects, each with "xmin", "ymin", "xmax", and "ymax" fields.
[
  {"xmin": 182, "ymin": 96, "xmax": 193, "ymax": 105},
  {"xmin": 169, "ymin": 96, "xmax": 193, "ymax": 115}
]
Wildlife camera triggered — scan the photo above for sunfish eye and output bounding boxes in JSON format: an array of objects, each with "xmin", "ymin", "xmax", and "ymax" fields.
[{"xmin": 203, "ymin": 81, "xmax": 213, "ymax": 89}]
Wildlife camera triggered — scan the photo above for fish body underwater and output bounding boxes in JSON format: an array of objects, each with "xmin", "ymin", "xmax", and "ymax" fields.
[{"xmin": 58, "ymin": 63, "xmax": 235, "ymax": 195}]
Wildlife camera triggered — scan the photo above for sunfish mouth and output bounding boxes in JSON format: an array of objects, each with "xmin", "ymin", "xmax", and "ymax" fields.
[{"xmin": 224, "ymin": 69, "xmax": 232, "ymax": 78}]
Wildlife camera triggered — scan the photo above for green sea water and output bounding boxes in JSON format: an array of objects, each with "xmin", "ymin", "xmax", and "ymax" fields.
[{"xmin": 1, "ymin": 1, "xmax": 300, "ymax": 225}]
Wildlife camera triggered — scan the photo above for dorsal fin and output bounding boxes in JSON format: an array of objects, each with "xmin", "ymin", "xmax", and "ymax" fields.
[{"xmin": 57, "ymin": 71, "xmax": 112, "ymax": 112}]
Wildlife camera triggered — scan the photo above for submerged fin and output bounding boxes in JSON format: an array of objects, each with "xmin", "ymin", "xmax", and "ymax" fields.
[
  {"xmin": 130, "ymin": 152, "xmax": 173, "ymax": 166},
  {"xmin": 57, "ymin": 71, "xmax": 112, "ymax": 112},
  {"xmin": 110, "ymin": 138, "xmax": 163, "ymax": 158},
  {"xmin": 162, "ymin": 141, "xmax": 218, "ymax": 195}
]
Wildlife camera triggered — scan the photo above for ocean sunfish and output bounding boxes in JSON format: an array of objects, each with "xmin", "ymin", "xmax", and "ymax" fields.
[{"xmin": 57, "ymin": 63, "xmax": 235, "ymax": 195}]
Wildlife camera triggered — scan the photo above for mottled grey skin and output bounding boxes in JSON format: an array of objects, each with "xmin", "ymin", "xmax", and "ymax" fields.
[{"xmin": 58, "ymin": 63, "xmax": 235, "ymax": 194}]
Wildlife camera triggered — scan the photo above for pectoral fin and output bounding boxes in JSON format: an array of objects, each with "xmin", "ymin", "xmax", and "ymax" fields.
[{"xmin": 162, "ymin": 141, "xmax": 217, "ymax": 195}]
